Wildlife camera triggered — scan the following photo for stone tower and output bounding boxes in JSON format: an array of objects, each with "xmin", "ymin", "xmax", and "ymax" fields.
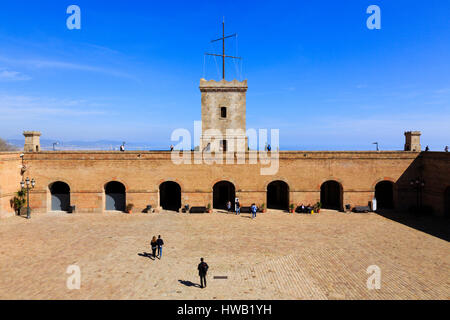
[
  {"xmin": 199, "ymin": 79, "xmax": 248, "ymax": 152},
  {"xmin": 23, "ymin": 131, "xmax": 41, "ymax": 152},
  {"xmin": 404, "ymin": 131, "xmax": 421, "ymax": 152}
]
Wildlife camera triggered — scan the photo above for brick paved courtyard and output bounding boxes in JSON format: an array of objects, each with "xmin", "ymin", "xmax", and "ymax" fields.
[{"xmin": 0, "ymin": 210, "xmax": 448, "ymax": 300}]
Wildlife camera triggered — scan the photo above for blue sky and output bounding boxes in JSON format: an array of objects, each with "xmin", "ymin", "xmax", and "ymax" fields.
[{"xmin": 0, "ymin": 0, "xmax": 449, "ymax": 150}]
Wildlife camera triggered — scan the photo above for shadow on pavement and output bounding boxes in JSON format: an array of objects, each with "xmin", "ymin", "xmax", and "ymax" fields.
[
  {"xmin": 375, "ymin": 209, "xmax": 450, "ymax": 242},
  {"xmin": 138, "ymin": 252, "xmax": 155, "ymax": 260},
  {"xmin": 178, "ymin": 280, "xmax": 201, "ymax": 288}
]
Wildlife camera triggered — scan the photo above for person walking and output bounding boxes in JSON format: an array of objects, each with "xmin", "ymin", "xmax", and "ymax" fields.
[
  {"xmin": 251, "ymin": 203, "xmax": 257, "ymax": 219},
  {"xmin": 226, "ymin": 200, "xmax": 232, "ymax": 213},
  {"xmin": 156, "ymin": 235, "xmax": 164, "ymax": 259},
  {"xmin": 445, "ymin": 146, "xmax": 448, "ymax": 152},
  {"xmin": 235, "ymin": 200, "xmax": 240, "ymax": 215},
  {"xmin": 198, "ymin": 258, "xmax": 209, "ymax": 289},
  {"xmin": 151, "ymin": 236, "xmax": 157, "ymax": 258}
]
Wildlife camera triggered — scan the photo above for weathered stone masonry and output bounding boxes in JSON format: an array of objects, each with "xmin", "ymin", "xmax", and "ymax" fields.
[
  {"xmin": 1, "ymin": 149, "xmax": 448, "ymax": 217},
  {"xmin": 1, "ymin": 78, "xmax": 449, "ymax": 217}
]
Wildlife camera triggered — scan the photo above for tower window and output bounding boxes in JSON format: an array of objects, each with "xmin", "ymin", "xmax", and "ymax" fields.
[{"xmin": 220, "ymin": 107, "xmax": 227, "ymax": 118}]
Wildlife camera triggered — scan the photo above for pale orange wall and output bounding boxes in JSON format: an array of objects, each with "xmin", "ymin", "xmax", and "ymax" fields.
[
  {"xmin": 19, "ymin": 150, "xmax": 425, "ymax": 214},
  {"xmin": 0, "ymin": 152, "xmax": 21, "ymax": 218}
]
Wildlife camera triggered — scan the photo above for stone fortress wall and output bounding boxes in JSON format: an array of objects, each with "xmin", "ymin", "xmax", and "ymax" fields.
[
  {"xmin": 1, "ymin": 79, "xmax": 448, "ymax": 218},
  {"xmin": 0, "ymin": 148, "xmax": 448, "ymax": 217}
]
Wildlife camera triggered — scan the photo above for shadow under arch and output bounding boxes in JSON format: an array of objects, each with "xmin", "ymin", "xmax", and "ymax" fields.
[
  {"xmin": 375, "ymin": 180, "xmax": 395, "ymax": 209},
  {"xmin": 213, "ymin": 181, "xmax": 235, "ymax": 210},
  {"xmin": 49, "ymin": 181, "xmax": 71, "ymax": 212},
  {"xmin": 320, "ymin": 180, "xmax": 343, "ymax": 210},
  {"xmin": 267, "ymin": 180, "xmax": 289, "ymax": 210},
  {"xmin": 105, "ymin": 181, "xmax": 126, "ymax": 211},
  {"xmin": 159, "ymin": 181, "xmax": 181, "ymax": 211}
]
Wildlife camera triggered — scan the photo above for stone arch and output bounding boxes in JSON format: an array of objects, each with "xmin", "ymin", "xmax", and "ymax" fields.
[
  {"xmin": 211, "ymin": 177, "xmax": 239, "ymax": 192},
  {"xmin": 371, "ymin": 177, "xmax": 396, "ymax": 190},
  {"xmin": 267, "ymin": 180, "xmax": 290, "ymax": 210},
  {"xmin": 318, "ymin": 177, "xmax": 344, "ymax": 190},
  {"xmin": 213, "ymin": 181, "xmax": 236, "ymax": 210},
  {"xmin": 159, "ymin": 181, "xmax": 182, "ymax": 211},
  {"xmin": 157, "ymin": 178, "xmax": 185, "ymax": 193},
  {"xmin": 105, "ymin": 181, "xmax": 126, "ymax": 211},
  {"xmin": 263, "ymin": 177, "xmax": 292, "ymax": 192},
  {"xmin": 375, "ymin": 180, "xmax": 395, "ymax": 209},
  {"xmin": 49, "ymin": 181, "xmax": 71, "ymax": 212},
  {"xmin": 320, "ymin": 180, "xmax": 343, "ymax": 210},
  {"xmin": 101, "ymin": 178, "xmax": 129, "ymax": 192}
]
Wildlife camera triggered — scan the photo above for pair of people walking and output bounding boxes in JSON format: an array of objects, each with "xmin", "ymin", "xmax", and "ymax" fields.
[
  {"xmin": 147, "ymin": 238, "xmax": 209, "ymax": 290},
  {"xmin": 150, "ymin": 235, "xmax": 164, "ymax": 259}
]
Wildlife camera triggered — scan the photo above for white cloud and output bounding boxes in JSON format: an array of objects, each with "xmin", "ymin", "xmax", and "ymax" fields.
[
  {"xmin": 0, "ymin": 69, "xmax": 31, "ymax": 81},
  {"xmin": 0, "ymin": 55, "xmax": 138, "ymax": 81},
  {"xmin": 0, "ymin": 94, "xmax": 108, "ymax": 116}
]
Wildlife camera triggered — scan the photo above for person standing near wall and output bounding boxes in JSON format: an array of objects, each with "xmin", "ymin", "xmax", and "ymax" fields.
[
  {"xmin": 251, "ymin": 203, "xmax": 257, "ymax": 219},
  {"xmin": 226, "ymin": 200, "xmax": 231, "ymax": 213},
  {"xmin": 235, "ymin": 199, "xmax": 240, "ymax": 215}
]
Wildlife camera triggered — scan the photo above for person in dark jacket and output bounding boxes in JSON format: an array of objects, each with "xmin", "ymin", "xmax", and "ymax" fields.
[
  {"xmin": 151, "ymin": 236, "xmax": 157, "ymax": 258},
  {"xmin": 156, "ymin": 235, "xmax": 164, "ymax": 258},
  {"xmin": 235, "ymin": 200, "xmax": 240, "ymax": 215},
  {"xmin": 198, "ymin": 258, "xmax": 209, "ymax": 288}
]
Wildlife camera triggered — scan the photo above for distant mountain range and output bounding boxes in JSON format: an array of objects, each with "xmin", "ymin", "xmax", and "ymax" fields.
[{"xmin": 7, "ymin": 139, "xmax": 170, "ymax": 151}]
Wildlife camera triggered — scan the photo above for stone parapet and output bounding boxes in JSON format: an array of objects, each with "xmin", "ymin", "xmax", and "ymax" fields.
[{"xmin": 199, "ymin": 79, "xmax": 248, "ymax": 92}]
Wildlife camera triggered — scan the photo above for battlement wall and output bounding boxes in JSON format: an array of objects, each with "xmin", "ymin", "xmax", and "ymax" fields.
[{"xmin": 1, "ymin": 150, "xmax": 447, "ymax": 217}]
